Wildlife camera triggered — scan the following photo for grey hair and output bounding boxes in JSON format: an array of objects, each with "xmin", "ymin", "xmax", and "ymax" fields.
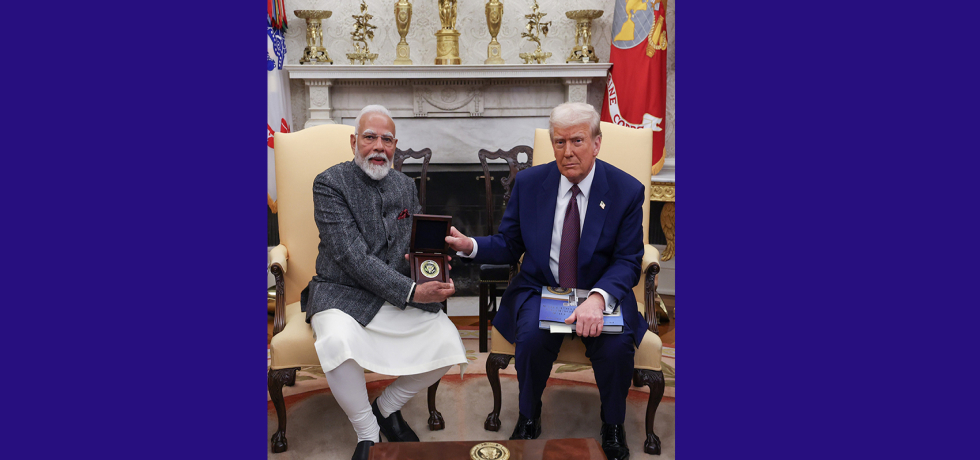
[
  {"xmin": 549, "ymin": 102, "xmax": 601, "ymax": 140},
  {"xmin": 354, "ymin": 104, "xmax": 394, "ymax": 135}
]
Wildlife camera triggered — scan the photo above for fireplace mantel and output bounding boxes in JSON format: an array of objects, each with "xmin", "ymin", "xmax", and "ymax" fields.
[
  {"xmin": 284, "ymin": 63, "xmax": 611, "ymax": 80},
  {"xmin": 285, "ymin": 63, "xmax": 611, "ymax": 127}
]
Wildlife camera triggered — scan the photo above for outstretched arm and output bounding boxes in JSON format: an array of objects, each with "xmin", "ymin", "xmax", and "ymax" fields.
[{"xmin": 468, "ymin": 173, "xmax": 527, "ymax": 265}]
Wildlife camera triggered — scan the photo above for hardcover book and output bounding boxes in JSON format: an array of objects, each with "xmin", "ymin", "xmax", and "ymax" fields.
[{"xmin": 538, "ymin": 286, "xmax": 623, "ymax": 334}]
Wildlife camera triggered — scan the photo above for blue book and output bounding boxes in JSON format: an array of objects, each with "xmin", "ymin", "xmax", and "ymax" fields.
[{"xmin": 538, "ymin": 286, "xmax": 623, "ymax": 334}]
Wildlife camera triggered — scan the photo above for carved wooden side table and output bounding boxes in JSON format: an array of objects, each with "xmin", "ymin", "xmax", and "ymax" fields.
[
  {"xmin": 651, "ymin": 180, "xmax": 675, "ymax": 261},
  {"xmin": 369, "ymin": 437, "xmax": 605, "ymax": 460}
]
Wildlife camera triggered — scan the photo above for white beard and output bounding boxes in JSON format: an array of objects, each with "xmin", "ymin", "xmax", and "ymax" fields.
[{"xmin": 354, "ymin": 152, "xmax": 391, "ymax": 181}]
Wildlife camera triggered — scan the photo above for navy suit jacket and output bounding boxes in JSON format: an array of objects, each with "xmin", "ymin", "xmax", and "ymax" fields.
[{"xmin": 472, "ymin": 159, "xmax": 649, "ymax": 347}]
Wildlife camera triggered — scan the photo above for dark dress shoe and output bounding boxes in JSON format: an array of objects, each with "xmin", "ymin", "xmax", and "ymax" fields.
[
  {"xmin": 372, "ymin": 398, "xmax": 420, "ymax": 442},
  {"xmin": 509, "ymin": 413, "xmax": 542, "ymax": 440},
  {"xmin": 600, "ymin": 423, "xmax": 630, "ymax": 460},
  {"xmin": 352, "ymin": 440, "xmax": 374, "ymax": 460}
]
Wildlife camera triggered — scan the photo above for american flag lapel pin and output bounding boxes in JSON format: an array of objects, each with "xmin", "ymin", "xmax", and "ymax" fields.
[{"xmin": 600, "ymin": 201, "xmax": 605, "ymax": 209}]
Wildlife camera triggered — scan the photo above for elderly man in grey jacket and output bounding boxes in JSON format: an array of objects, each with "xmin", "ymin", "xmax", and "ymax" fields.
[{"xmin": 301, "ymin": 105, "xmax": 466, "ymax": 460}]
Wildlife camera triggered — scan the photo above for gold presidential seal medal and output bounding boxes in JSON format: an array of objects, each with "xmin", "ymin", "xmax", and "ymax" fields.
[
  {"xmin": 547, "ymin": 286, "xmax": 572, "ymax": 295},
  {"xmin": 470, "ymin": 442, "xmax": 510, "ymax": 460},
  {"xmin": 420, "ymin": 259, "xmax": 440, "ymax": 279}
]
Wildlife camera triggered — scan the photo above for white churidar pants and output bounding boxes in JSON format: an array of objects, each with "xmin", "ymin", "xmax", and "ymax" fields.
[{"xmin": 312, "ymin": 303, "xmax": 467, "ymax": 442}]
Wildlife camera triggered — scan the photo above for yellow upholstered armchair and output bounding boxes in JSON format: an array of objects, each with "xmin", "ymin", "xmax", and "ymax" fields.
[
  {"xmin": 483, "ymin": 122, "xmax": 666, "ymax": 455},
  {"xmin": 268, "ymin": 124, "xmax": 446, "ymax": 454}
]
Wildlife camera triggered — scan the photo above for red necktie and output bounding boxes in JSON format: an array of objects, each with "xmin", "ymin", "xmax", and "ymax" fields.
[{"xmin": 558, "ymin": 185, "xmax": 581, "ymax": 289}]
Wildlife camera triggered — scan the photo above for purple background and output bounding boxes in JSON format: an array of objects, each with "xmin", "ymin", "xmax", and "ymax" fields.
[{"xmin": 5, "ymin": 2, "xmax": 978, "ymax": 458}]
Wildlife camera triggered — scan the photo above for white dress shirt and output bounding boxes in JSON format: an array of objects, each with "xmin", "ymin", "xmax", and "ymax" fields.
[{"xmin": 460, "ymin": 164, "xmax": 616, "ymax": 313}]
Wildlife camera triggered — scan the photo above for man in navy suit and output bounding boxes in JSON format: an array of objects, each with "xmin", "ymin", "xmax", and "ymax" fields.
[{"xmin": 447, "ymin": 102, "xmax": 646, "ymax": 460}]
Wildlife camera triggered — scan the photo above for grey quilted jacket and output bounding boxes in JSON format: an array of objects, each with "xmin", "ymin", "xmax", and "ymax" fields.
[{"xmin": 301, "ymin": 161, "xmax": 443, "ymax": 325}]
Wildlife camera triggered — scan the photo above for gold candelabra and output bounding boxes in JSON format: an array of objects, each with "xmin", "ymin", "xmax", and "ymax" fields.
[
  {"xmin": 484, "ymin": 0, "xmax": 505, "ymax": 64},
  {"xmin": 394, "ymin": 0, "xmax": 413, "ymax": 65},
  {"xmin": 434, "ymin": 0, "xmax": 461, "ymax": 65},
  {"xmin": 565, "ymin": 10, "xmax": 603, "ymax": 63},
  {"xmin": 295, "ymin": 10, "xmax": 334, "ymax": 64},
  {"xmin": 347, "ymin": 0, "xmax": 378, "ymax": 65},
  {"xmin": 519, "ymin": 0, "xmax": 552, "ymax": 64}
]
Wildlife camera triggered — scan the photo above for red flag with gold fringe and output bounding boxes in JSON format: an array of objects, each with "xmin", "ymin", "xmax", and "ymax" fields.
[{"xmin": 601, "ymin": 0, "xmax": 669, "ymax": 175}]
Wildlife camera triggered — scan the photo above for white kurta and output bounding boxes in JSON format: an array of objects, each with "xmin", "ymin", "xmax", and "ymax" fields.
[{"xmin": 311, "ymin": 303, "xmax": 468, "ymax": 377}]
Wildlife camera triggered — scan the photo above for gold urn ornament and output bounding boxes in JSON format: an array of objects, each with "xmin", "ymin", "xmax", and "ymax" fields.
[
  {"xmin": 484, "ymin": 0, "xmax": 505, "ymax": 64},
  {"xmin": 519, "ymin": 0, "xmax": 552, "ymax": 64},
  {"xmin": 435, "ymin": 0, "xmax": 461, "ymax": 65},
  {"xmin": 347, "ymin": 0, "xmax": 378, "ymax": 64},
  {"xmin": 295, "ymin": 10, "xmax": 334, "ymax": 64},
  {"xmin": 565, "ymin": 10, "xmax": 603, "ymax": 63},
  {"xmin": 393, "ymin": 0, "xmax": 413, "ymax": 65}
]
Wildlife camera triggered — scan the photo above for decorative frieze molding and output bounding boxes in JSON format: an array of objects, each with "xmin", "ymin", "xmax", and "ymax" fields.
[
  {"xmin": 489, "ymin": 78, "xmax": 562, "ymax": 86},
  {"xmin": 333, "ymin": 80, "xmax": 409, "ymax": 87},
  {"xmin": 413, "ymin": 85, "xmax": 484, "ymax": 117},
  {"xmin": 650, "ymin": 183, "xmax": 675, "ymax": 202}
]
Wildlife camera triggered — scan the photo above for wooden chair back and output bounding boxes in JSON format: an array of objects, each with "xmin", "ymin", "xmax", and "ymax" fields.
[
  {"xmin": 477, "ymin": 145, "xmax": 533, "ymax": 235},
  {"xmin": 393, "ymin": 148, "xmax": 432, "ymax": 213}
]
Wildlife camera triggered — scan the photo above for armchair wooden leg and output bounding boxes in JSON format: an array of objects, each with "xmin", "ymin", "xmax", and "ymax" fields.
[
  {"xmin": 426, "ymin": 379, "xmax": 445, "ymax": 431},
  {"xmin": 485, "ymin": 352, "xmax": 512, "ymax": 431},
  {"xmin": 632, "ymin": 369, "xmax": 665, "ymax": 455},
  {"xmin": 269, "ymin": 367, "xmax": 299, "ymax": 453}
]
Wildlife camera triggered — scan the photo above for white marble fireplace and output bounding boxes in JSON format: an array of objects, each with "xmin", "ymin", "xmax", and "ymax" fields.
[{"xmin": 284, "ymin": 64, "xmax": 610, "ymax": 163}]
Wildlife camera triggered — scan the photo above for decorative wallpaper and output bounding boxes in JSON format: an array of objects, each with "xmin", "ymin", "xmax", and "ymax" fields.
[{"xmin": 283, "ymin": 0, "xmax": 675, "ymax": 158}]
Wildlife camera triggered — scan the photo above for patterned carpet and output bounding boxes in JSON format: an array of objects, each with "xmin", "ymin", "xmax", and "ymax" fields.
[
  {"xmin": 268, "ymin": 330, "xmax": 675, "ymax": 401},
  {"xmin": 268, "ymin": 331, "xmax": 675, "ymax": 459}
]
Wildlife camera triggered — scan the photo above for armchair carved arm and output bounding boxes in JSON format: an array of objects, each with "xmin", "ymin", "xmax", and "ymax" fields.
[
  {"xmin": 641, "ymin": 244, "xmax": 661, "ymax": 333},
  {"xmin": 269, "ymin": 244, "xmax": 289, "ymax": 336}
]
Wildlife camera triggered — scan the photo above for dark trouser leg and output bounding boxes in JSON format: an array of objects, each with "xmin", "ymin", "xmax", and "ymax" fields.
[
  {"xmin": 514, "ymin": 305, "xmax": 565, "ymax": 419},
  {"xmin": 479, "ymin": 283, "xmax": 490, "ymax": 353},
  {"xmin": 582, "ymin": 331, "xmax": 636, "ymax": 424}
]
